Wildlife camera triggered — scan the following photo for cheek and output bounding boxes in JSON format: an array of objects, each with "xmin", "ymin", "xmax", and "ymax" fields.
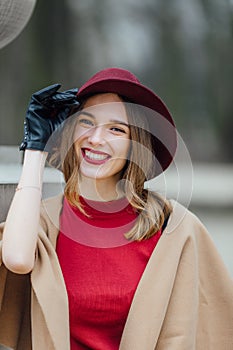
[
  {"xmin": 73, "ymin": 125, "xmax": 89, "ymax": 143},
  {"xmin": 116, "ymin": 139, "xmax": 131, "ymax": 158}
]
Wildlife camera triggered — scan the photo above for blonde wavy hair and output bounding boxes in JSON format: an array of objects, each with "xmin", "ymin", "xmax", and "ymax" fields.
[{"xmin": 49, "ymin": 97, "xmax": 172, "ymax": 241}]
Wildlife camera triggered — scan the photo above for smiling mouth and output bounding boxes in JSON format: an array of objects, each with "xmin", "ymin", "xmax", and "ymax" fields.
[{"xmin": 81, "ymin": 148, "xmax": 111, "ymax": 164}]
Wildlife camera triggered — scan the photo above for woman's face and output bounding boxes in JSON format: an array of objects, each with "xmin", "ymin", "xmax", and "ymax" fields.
[{"xmin": 74, "ymin": 93, "xmax": 131, "ymax": 184}]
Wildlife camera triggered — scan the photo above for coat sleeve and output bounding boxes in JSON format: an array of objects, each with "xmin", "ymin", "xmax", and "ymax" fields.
[
  {"xmin": 155, "ymin": 212, "xmax": 233, "ymax": 350},
  {"xmin": 0, "ymin": 222, "xmax": 32, "ymax": 350},
  {"xmin": 195, "ymin": 218, "xmax": 233, "ymax": 349},
  {"xmin": 0, "ymin": 194, "xmax": 66, "ymax": 350}
]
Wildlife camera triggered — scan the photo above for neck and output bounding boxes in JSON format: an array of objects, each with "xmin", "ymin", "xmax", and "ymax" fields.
[{"xmin": 78, "ymin": 175, "xmax": 125, "ymax": 202}]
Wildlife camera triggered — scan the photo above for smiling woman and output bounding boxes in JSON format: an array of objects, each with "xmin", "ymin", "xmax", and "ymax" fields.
[
  {"xmin": 53, "ymin": 91, "xmax": 172, "ymax": 242},
  {"xmin": 0, "ymin": 68, "xmax": 233, "ymax": 350}
]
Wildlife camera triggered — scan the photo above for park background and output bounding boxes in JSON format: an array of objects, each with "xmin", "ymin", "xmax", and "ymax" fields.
[{"xmin": 0, "ymin": 0, "xmax": 232, "ymax": 274}]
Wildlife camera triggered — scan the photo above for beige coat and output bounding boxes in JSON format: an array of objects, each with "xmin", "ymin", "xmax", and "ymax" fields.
[{"xmin": 0, "ymin": 194, "xmax": 233, "ymax": 350}]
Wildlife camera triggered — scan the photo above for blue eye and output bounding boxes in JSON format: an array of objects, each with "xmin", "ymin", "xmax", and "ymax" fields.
[
  {"xmin": 110, "ymin": 126, "xmax": 126, "ymax": 133},
  {"xmin": 78, "ymin": 118, "xmax": 94, "ymax": 126}
]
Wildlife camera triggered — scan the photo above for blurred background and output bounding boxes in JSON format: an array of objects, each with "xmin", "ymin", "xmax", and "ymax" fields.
[{"xmin": 0, "ymin": 0, "xmax": 232, "ymax": 274}]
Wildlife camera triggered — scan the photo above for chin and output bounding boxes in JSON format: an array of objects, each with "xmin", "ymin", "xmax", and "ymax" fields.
[{"xmin": 80, "ymin": 167, "xmax": 121, "ymax": 182}]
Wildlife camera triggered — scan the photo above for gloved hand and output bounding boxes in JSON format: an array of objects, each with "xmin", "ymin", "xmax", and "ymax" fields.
[{"xmin": 19, "ymin": 84, "xmax": 79, "ymax": 151}]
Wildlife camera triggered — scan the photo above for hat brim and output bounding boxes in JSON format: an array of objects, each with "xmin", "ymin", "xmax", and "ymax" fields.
[{"xmin": 78, "ymin": 78, "xmax": 173, "ymax": 122}]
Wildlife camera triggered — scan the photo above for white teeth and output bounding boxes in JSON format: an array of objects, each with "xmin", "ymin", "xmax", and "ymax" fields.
[{"xmin": 85, "ymin": 150, "xmax": 109, "ymax": 161}]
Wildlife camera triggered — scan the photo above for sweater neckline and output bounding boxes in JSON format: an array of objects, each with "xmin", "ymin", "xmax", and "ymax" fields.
[{"xmin": 79, "ymin": 195, "xmax": 131, "ymax": 215}]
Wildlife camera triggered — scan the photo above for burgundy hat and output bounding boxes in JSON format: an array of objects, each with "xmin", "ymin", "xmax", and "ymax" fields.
[{"xmin": 77, "ymin": 67, "xmax": 177, "ymax": 176}]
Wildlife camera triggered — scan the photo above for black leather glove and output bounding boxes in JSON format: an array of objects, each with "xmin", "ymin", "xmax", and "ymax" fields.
[{"xmin": 19, "ymin": 84, "xmax": 79, "ymax": 151}]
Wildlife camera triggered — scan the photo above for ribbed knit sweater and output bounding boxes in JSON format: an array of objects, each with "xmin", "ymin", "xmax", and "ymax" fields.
[{"xmin": 56, "ymin": 197, "xmax": 161, "ymax": 349}]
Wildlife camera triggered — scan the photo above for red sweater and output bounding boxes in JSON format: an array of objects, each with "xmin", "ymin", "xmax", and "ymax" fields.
[{"xmin": 56, "ymin": 197, "xmax": 161, "ymax": 350}]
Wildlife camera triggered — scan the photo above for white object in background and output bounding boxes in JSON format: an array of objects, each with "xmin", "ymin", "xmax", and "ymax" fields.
[{"xmin": 0, "ymin": 0, "xmax": 36, "ymax": 49}]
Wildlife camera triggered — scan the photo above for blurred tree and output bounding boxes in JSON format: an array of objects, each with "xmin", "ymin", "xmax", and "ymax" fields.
[
  {"xmin": 0, "ymin": 0, "xmax": 81, "ymax": 146},
  {"xmin": 29, "ymin": 0, "xmax": 74, "ymax": 86},
  {"xmin": 200, "ymin": 0, "xmax": 233, "ymax": 161}
]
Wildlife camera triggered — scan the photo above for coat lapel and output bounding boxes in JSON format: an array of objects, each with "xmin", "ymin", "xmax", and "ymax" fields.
[
  {"xmin": 30, "ymin": 194, "xmax": 70, "ymax": 350},
  {"xmin": 119, "ymin": 201, "xmax": 190, "ymax": 349}
]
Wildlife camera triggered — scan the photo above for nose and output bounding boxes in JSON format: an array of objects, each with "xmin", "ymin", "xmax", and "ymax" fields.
[{"xmin": 87, "ymin": 125, "xmax": 106, "ymax": 146}]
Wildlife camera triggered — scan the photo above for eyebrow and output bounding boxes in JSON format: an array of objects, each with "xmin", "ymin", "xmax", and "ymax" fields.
[{"xmin": 78, "ymin": 111, "xmax": 129, "ymax": 127}]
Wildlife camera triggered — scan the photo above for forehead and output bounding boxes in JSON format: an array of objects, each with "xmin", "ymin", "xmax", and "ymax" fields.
[{"xmin": 81, "ymin": 93, "xmax": 128, "ymax": 122}]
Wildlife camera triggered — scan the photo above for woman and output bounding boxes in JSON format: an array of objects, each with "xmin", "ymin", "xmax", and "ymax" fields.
[{"xmin": 0, "ymin": 68, "xmax": 233, "ymax": 350}]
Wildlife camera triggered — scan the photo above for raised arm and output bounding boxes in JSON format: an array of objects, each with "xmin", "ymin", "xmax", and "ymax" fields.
[
  {"xmin": 2, "ymin": 150, "xmax": 46, "ymax": 273},
  {"xmin": 2, "ymin": 84, "xmax": 79, "ymax": 274}
]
